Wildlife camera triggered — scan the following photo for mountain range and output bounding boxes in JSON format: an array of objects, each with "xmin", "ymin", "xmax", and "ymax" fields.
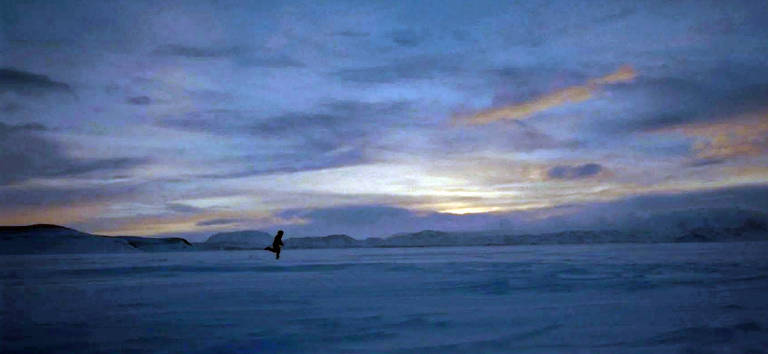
[{"xmin": 1, "ymin": 208, "xmax": 767, "ymax": 254}]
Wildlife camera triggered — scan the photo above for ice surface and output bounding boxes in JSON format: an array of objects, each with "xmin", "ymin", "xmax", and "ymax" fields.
[{"xmin": 2, "ymin": 242, "xmax": 768, "ymax": 353}]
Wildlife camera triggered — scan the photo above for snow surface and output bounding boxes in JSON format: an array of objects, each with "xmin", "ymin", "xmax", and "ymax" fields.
[{"xmin": 2, "ymin": 242, "xmax": 768, "ymax": 353}]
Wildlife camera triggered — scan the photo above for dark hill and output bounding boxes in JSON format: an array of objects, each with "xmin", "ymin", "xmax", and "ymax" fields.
[
  {"xmin": 287, "ymin": 234, "xmax": 360, "ymax": 249},
  {"xmin": 200, "ymin": 230, "xmax": 273, "ymax": 249},
  {"xmin": 0, "ymin": 224, "xmax": 193, "ymax": 254}
]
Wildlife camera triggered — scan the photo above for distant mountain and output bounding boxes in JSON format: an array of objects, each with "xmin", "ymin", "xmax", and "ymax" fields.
[
  {"xmin": 200, "ymin": 230, "xmax": 273, "ymax": 250},
  {"xmin": 196, "ymin": 208, "xmax": 768, "ymax": 251},
  {"xmin": 278, "ymin": 208, "xmax": 768, "ymax": 249},
  {"xmin": 672, "ymin": 215, "xmax": 768, "ymax": 243},
  {"xmin": 622, "ymin": 208, "xmax": 768, "ymax": 238},
  {"xmin": 383, "ymin": 230, "xmax": 462, "ymax": 247},
  {"xmin": 287, "ymin": 234, "xmax": 359, "ymax": 249},
  {"xmin": 3, "ymin": 208, "xmax": 766, "ymax": 254},
  {"xmin": 0, "ymin": 224, "xmax": 193, "ymax": 255},
  {"xmin": 370, "ymin": 229, "xmax": 633, "ymax": 248}
]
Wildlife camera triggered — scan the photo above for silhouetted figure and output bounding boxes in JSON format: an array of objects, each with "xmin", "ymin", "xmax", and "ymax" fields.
[{"xmin": 264, "ymin": 230, "xmax": 284, "ymax": 259}]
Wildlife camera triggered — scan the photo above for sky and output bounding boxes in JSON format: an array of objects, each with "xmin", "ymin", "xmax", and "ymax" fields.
[{"xmin": 1, "ymin": 0, "xmax": 767, "ymax": 241}]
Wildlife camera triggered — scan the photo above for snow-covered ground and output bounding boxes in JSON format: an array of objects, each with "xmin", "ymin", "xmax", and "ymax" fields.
[{"xmin": 2, "ymin": 242, "xmax": 768, "ymax": 353}]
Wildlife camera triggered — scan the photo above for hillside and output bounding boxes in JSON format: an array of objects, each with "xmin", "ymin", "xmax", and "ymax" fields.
[
  {"xmin": 287, "ymin": 234, "xmax": 359, "ymax": 249},
  {"xmin": 199, "ymin": 230, "xmax": 273, "ymax": 250},
  {"xmin": 0, "ymin": 224, "xmax": 193, "ymax": 255}
]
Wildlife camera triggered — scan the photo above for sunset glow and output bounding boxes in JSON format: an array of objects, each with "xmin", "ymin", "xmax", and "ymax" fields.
[{"xmin": 2, "ymin": 1, "xmax": 767, "ymax": 240}]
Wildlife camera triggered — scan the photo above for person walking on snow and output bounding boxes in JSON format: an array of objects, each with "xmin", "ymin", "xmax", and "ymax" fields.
[{"xmin": 264, "ymin": 230, "xmax": 284, "ymax": 259}]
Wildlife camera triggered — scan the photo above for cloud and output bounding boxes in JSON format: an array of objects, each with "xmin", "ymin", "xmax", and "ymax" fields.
[
  {"xmin": 673, "ymin": 113, "xmax": 768, "ymax": 159},
  {"xmin": 2, "ymin": 0, "xmax": 766, "ymax": 241},
  {"xmin": 459, "ymin": 65, "xmax": 636, "ymax": 125},
  {"xmin": 333, "ymin": 30, "xmax": 370, "ymax": 38},
  {"xmin": 531, "ymin": 183, "xmax": 768, "ymax": 232},
  {"xmin": 0, "ymin": 122, "xmax": 47, "ymax": 132},
  {"xmin": 158, "ymin": 100, "xmax": 411, "ymax": 177},
  {"xmin": 390, "ymin": 29, "xmax": 428, "ymax": 47},
  {"xmin": 281, "ymin": 205, "xmax": 413, "ymax": 226},
  {"xmin": 615, "ymin": 75, "xmax": 768, "ymax": 156},
  {"xmin": 166, "ymin": 202, "xmax": 204, "ymax": 214},
  {"xmin": 437, "ymin": 120, "xmax": 576, "ymax": 153},
  {"xmin": 126, "ymin": 96, "xmax": 151, "ymax": 105},
  {"xmin": 236, "ymin": 54, "xmax": 305, "ymax": 68},
  {"xmin": 603, "ymin": 78, "xmax": 715, "ymax": 133},
  {"xmin": 269, "ymin": 184, "xmax": 768, "ymax": 237},
  {"xmin": 163, "ymin": 100, "xmax": 410, "ymax": 136},
  {"xmin": 153, "ymin": 44, "xmax": 304, "ymax": 68},
  {"xmin": 617, "ymin": 184, "xmax": 768, "ymax": 210},
  {"xmin": 0, "ymin": 182, "xmax": 145, "ymax": 217},
  {"xmin": 1, "ymin": 101, "xmax": 23, "ymax": 113},
  {"xmin": 153, "ymin": 44, "xmax": 243, "ymax": 58},
  {"xmin": 198, "ymin": 148, "xmax": 369, "ymax": 179},
  {"xmin": 687, "ymin": 158, "xmax": 726, "ymax": 167},
  {"xmin": 480, "ymin": 184, "xmax": 767, "ymax": 236},
  {"xmin": 468, "ymin": 86, "xmax": 593, "ymax": 125},
  {"xmin": 274, "ymin": 205, "xmax": 505, "ymax": 238},
  {"xmin": 608, "ymin": 68, "xmax": 768, "ymax": 134},
  {"xmin": 247, "ymin": 100, "xmax": 410, "ymax": 142},
  {"xmin": 0, "ymin": 122, "xmax": 145, "ymax": 185},
  {"xmin": 196, "ymin": 218, "xmax": 245, "ymax": 226},
  {"xmin": 0, "ymin": 67, "xmax": 73, "ymax": 96},
  {"xmin": 547, "ymin": 163, "xmax": 603, "ymax": 179},
  {"xmin": 335, "ymin": 56, "xmax": 463, "ymax": 83},
  {"xmin": 587, "ymin": 65, "xmax": 636, "ymax": 85}
]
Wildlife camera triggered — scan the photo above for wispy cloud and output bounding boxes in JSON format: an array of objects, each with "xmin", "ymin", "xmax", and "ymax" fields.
[
  {"xmin": 126, "ymin": 96, "xmax": 151, "ymax": 105},
  {"xmin": 0, "ymin": 122, "xmax": 146, "ymax": 185},
  {"xmin": 587, "ymin": 65, "xmax": 636, "ymax": 85},
  {"xmin": 335, "ymin": 56, "xmax": 463, "ymax": 83},
  {"xmin": 196, "ymin": 218, "xmax": 245, "ymax": 226},
  {"xmin": 458, "ymin": 65, "xmax": 636, "ymax": 125},
  {"xmin": 675, "ymin": 112, "xmax": 768, "ymax": 159},
  {"xmin": 0, "ymin": 67, "xmax": 73, "ymax": 96},
  {"xmin": 153, "ymin": 44, "xmax": 243, "ymax": 58},
  {"xmin": 3, "ymin": 0, "xmax": 767, "ymax": 238},
  {"xmin": 547, "ymin": 163, "xmax": 604, "ymax": 180}
]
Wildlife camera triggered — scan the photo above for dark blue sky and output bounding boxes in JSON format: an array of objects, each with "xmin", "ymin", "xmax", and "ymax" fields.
[{"xmin": 1, "ymin": 0, "xmax": 767, "ymax": 240}]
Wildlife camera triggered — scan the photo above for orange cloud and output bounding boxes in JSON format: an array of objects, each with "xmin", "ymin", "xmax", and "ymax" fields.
[
  {"xmin": 93, "ymin": 210, "xmax": 305, "ymax": 236},
  {"xmin": 0, "ymin": 204, "xmax": 108, "ymax": 227},
  {"xmin": 672, "ymin": 112, "xmax": 768, "ymax": 159},
  {"xmin": 588, "ymin": 65, "xmax": 636, "ymax": 85},
  {"xmin": 466, "ymin": 86, "xmax": 593, "ymax": 125},
  {"xmin": 459, "ymin": 65, "xmax": 636, "ymax": 125}
]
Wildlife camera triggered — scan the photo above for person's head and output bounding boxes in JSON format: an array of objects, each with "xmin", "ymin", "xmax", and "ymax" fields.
[{"xmin": 277, "ymin": 230, "xmax": 284, "ymax": 236}]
